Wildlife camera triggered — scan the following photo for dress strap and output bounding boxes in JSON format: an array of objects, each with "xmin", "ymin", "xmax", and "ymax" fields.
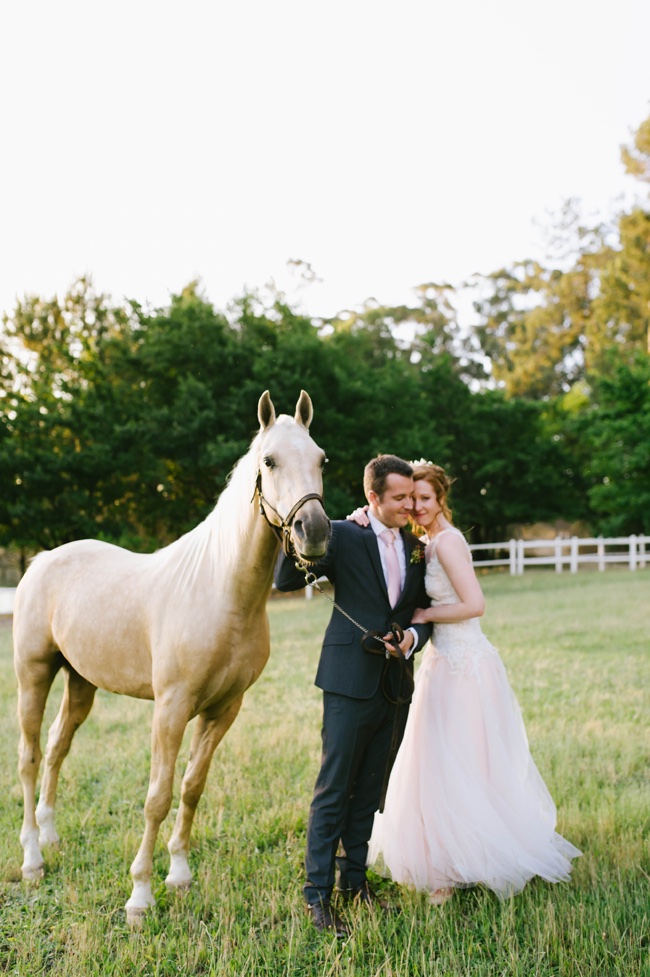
[
  {"xmin": 427, "ymin": 527, "xmax": 469, "ymax": 556},
  {"xmin": 429, "ymin": 528, "xmax": 458, "ymax": 545}
]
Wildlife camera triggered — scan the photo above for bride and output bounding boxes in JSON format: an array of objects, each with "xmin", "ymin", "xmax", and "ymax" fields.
[{"xmin": 352, "ymin": 462, "xmax": 581, "ymax": 903}]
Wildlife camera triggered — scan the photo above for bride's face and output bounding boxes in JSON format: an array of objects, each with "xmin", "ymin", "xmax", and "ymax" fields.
[{"xmin": 412, "ymin": 479, "xmax": 442, "ymax": 531}]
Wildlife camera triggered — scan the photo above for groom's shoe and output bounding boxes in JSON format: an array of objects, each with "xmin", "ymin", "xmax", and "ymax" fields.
[
  {"xmin": 306, "ymin": 901, "xmax": 348, "ymax": 938},
  {"xmin": 337, "ymin": 881, "xmax": 392, "ymax": 912}
]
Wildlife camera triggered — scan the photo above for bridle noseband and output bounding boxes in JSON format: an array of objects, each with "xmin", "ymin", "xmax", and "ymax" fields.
[{"xmin": 253, "ymin": 471, "xmax": 328, "ymax": 559}]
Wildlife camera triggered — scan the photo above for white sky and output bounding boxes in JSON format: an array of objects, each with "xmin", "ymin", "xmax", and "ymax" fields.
[{"xmin": 1, "ymin": 0, "xmax": 649, "ymax": 322}]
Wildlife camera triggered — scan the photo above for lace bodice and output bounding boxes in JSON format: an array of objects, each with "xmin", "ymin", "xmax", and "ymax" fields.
[
  {"xmin": 424, "ymin": 527, "xmax": 469, "ymax": 605},
  {"xmin": 422, "ymin": 528, "xmax": 497, "ymax": 677}
]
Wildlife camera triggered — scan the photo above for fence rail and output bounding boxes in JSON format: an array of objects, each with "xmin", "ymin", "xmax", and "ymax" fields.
[{"xmin": 469, "ymin": 534, "xmax": 647, "ymax": 575}]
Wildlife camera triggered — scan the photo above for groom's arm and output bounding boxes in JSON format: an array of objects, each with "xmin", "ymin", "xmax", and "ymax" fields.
[
  {"xmin": 409, "ymin": 621, "xmax": 432, "ymax": 653},
  {"xmin": 274, "ymin": 550, "xmax": 312, "ymax": 592}
]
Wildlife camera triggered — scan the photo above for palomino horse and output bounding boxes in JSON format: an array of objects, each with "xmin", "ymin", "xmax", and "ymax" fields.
[{"xmin": 13, "ymin": 390, "xmax": 330, "ymax": 923}]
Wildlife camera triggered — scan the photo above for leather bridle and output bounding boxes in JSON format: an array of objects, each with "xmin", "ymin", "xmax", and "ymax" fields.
[{"xmin": 253, "ymin": 470, "xmax": 328, "ymax": 560}]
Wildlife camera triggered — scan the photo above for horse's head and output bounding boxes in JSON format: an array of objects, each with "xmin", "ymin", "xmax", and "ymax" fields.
[{"xmin": 256, "ymin": 390, "xmax": 331, "ymax": 563}]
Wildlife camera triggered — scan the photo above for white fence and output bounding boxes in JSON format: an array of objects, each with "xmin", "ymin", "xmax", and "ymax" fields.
[
  {"xmin": 0, "ymin": 588, "xmax": 15, "ymax": 614},
  {"xmin": 469, "ymin": 534, "xmax": 648, "ymax": 576}
]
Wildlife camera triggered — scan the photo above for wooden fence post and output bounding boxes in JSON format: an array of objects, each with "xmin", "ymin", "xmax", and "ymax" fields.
[
  {"xmin": 630, "ymin": 535, "xmax": 638, "ymax": 571},
  {"xmin": 554, "ymin": 536, "xmax": 563, "ymax": 573},
  {"xmin": 516, "ymin": 539, "xmax": 524, "ymax": 575},
  {"xmin": 509, "ymin": 539, "xmax": 517, "ymax": 576},
  {"xmin": 598, "ymin": 537, "xmax": 605, "ymax": 572},
  {"xmin": 570, "ymin": 536, "xmax": 579, "ymax": 573}
]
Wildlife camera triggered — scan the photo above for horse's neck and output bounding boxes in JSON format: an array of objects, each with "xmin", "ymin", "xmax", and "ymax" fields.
[
  {"xmin": 159, "ymin": 499, "xmax": 282, "ymax": 608},
  {"xmin": 230, "ymin": 511, "xmax": 281, "ymax": 603},
  {"xmin": 154, "ymin": 440, "xmax": 281, "ymax": 598}
]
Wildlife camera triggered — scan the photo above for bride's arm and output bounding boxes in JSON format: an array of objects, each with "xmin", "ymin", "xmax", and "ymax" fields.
[{"xmin": 411, "ymin": 534, "xmax": 485, "ymax": 624}]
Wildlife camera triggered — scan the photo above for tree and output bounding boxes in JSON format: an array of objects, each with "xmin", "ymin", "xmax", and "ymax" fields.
[
  {"xmin": 444, "ymin": 390, "xmax": 587, "ymax": 543},
  {"xmin": 470, "ymin": 113, "xmax": 650, "ymax": 398},
  {"xmin": 576, "ymin": 354, "xmax": 650, "ymax": 534},
  {"xmin": 0, "ymin": 278, "xmax": 145, "ymax": 551},
  {"xmin": 590, "ymin": 210, "xmax": 650, "ymax": 366},
  {"xmin": 470, "ymin": 204, "xmax": 610, "ymax": 399},
  {"xmin": 621, "ymin": 114, "xmax": 650, "ymax": 185}
]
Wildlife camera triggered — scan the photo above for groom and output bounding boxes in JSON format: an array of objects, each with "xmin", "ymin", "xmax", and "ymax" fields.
[{"xmin": 274, "ymin": 454, "xmax": 431, "ymax": 937}]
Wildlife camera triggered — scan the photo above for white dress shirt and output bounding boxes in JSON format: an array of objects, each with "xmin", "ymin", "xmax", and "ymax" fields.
[{"xmin": 368, "ymin": 512, "xmax": 418, "ymax": 655}]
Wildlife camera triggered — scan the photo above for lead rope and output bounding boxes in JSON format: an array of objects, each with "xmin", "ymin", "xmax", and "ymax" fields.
[{"xmin": 294, "ymin": 557, "xmax": 392, "ymax": 656}]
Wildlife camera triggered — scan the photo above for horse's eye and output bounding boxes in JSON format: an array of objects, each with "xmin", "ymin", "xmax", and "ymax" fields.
[
  {"xmin": 263, "ymin": 456, "xmax": 276, "ymax": 469},
  {"xmin": 321, "ymin": 456, "xmax": 328, "ymax": 468}
]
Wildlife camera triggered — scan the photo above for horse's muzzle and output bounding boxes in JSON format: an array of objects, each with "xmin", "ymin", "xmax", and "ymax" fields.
[{"xmin": 291, "ymin": 506, "xmax": 331, "ymax": 562}]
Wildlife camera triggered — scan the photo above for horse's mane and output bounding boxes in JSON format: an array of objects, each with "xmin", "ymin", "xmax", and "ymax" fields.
[{"xmin": 150, "ymin": 430, "xmax": 263, "ymax": 592}]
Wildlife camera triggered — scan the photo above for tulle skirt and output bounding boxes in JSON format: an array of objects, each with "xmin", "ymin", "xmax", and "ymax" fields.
[{"xmin": 368, "ymin": 624, "xmax": 581, "ymax": 898}]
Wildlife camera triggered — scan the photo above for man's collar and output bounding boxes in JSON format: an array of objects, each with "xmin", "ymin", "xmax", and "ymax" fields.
[{"xmin": 368, "ymin": 511, "xmax": 399, "ymax": 538}]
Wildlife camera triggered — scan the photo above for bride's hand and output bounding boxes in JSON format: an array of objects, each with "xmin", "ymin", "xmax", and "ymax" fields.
[
  {"xmin": 411, "ymin": 607, "xmax": 430, "ymax": 624},
  {"xmin": 346, "ymin": 505, "xmax": 370, "ymax": 526}
]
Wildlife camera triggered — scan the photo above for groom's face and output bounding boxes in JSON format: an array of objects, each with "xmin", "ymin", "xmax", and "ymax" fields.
[{"xmin": 369, "ymin": 473, "xmax": 414, "ymax": 529}]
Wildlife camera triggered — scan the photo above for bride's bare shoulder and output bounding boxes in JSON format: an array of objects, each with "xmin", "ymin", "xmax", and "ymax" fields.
[{"xmin": 433, "ymin": 528, "xmax": 470, "ymax": 561}]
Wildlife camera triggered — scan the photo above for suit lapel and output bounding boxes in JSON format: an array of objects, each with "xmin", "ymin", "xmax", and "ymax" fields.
[{"xmin": 397, "ymin": 530, "xmax": 424, "ymax": 606}]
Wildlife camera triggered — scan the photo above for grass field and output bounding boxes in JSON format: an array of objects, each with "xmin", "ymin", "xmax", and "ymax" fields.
[{"xmin": 0, "ymin": 569, "xmax": 648, "ymax": 976}]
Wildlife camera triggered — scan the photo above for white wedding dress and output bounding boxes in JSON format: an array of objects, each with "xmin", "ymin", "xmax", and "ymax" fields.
[{"xmin": 368, "ymin": 528, "xmax": 581, "ymax": 899}]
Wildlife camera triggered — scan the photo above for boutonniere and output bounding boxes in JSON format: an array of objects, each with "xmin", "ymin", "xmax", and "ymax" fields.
[{"xmin": 409, "ymin": 543, "xmax": 426, "ymax": 565}]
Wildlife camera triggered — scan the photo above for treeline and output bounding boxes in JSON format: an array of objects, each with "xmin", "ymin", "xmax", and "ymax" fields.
[{"xmin": 1, "ymin": 117, "xmax": 649, "ymax": 562}]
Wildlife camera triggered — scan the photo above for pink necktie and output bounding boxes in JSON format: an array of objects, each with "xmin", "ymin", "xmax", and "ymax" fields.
[{"xmin": 380, "ymin": 529, "xmax": 401, "ymax": 607}]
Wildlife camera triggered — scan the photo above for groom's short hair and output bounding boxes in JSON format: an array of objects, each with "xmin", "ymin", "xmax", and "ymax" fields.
[{"xmin": 363, "ymin": 454, "xmax": 413, "ymax": 500}]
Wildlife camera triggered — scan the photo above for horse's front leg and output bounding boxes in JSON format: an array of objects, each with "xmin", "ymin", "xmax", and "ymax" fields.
[
  {"xmin": 125, "ymin": 696, "xmax": 190, "ymax": 926},
  {"xmin": 166, "ymin": 696, "xmax": 243, "ymax": 890}
]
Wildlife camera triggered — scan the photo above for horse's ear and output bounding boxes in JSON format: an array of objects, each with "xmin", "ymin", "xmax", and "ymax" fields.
[
  {"xmin": 295, "ymin": 390, "xmax": 313, "ymax": 429},
  {"xmin": 258, "ymin": 391, "xmax": 276, "ymax": 430}
]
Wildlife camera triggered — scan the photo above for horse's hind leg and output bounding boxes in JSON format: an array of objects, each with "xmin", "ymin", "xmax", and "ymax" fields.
[
  {"xmin": 15, "ymin": 657, "xmax": 61, "ymax": 880},
  {"xmin": 36, "ymin": 667, "xmax": 97, "ymax": 846},
  {"xmin": 166, "ymin": 696, "xmax": 243, "ymax": 890}
]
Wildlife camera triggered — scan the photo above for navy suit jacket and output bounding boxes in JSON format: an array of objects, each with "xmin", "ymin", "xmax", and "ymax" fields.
[{"xmin": 274, "ymin": 520, "xmax": 431, "ymax": 700}]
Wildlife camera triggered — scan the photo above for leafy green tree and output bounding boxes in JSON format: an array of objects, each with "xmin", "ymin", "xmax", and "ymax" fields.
[
  {"xmin": 446, "ymin": 390, "xmax": 588, "ymax": 542},
  {"xmin": 0, "ymin": 278, "xmax": 145, "ymax": 551},
  {"xmin": 576, "ymin": 353, "xmax": 650, "ymax": 534},
  {"xmin": 470, "ymin": 204, "xmax": 610, "ymax": 399},
  {"xmin": 621, "ymin": 114, "xmax": 650, "ymax": 185},
  {"xmin": 468, "ymin": 115, "xmax": 649, "ymax": 400},
  {"xmin": 590, "ymin": 211, "xmax": 650, "ymax": 367},
  {"xmin": 584, "ymin": 114, "xmax": 650, "ymax": 370},
  {"xmin": 314, "ymin": 292, "xmax": 474, "ymax": 515},
  {"xmin": 128, "ymin": 281, "xmax": 249, "ymax": 539}
]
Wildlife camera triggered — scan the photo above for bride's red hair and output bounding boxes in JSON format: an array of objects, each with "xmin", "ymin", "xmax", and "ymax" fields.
[{"xmin": 412, "ymin": 463, "xmax": 455, "ymax": 524}]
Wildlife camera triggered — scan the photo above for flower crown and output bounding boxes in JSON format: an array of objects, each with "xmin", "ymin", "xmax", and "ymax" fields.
[{"xmin": 408, "ymin": 458, "xmax": 434, "ymax": 467}]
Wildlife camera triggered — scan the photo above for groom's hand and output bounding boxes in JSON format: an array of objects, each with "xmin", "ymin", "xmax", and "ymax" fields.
[{"xmin": 382, "ymin": 629, "xmax": 414, "ymax": 658}]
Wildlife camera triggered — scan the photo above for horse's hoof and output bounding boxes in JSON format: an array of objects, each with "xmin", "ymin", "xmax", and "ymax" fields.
[
  {"xmin": 166, "ymin": 877, "xmax": 192, "ymax": 894},
  {"xmin": 125, "ymin": 882, "xmax": 156, "ymax": 926},
  {"xmin": 126, "ymin": 907, "xmax": 147, "ymax": 929},
  {"xmin": 38, "ymin": 829, "xmax": 60, "ymax": 847},
  {"xmin": 22, "ymin": 863, "xmax": 45, "ymax": 882}
]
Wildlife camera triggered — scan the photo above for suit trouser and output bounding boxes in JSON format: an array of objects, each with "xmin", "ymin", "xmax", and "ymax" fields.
[{"xmin": 303, "ymin": 684, "xmax": 408, "ymax": 906}]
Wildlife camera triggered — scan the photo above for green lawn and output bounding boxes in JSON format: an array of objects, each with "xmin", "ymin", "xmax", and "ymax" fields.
[{"xmin": 0, "ymin": 569, "xmax": 648, "ymax": 976}]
